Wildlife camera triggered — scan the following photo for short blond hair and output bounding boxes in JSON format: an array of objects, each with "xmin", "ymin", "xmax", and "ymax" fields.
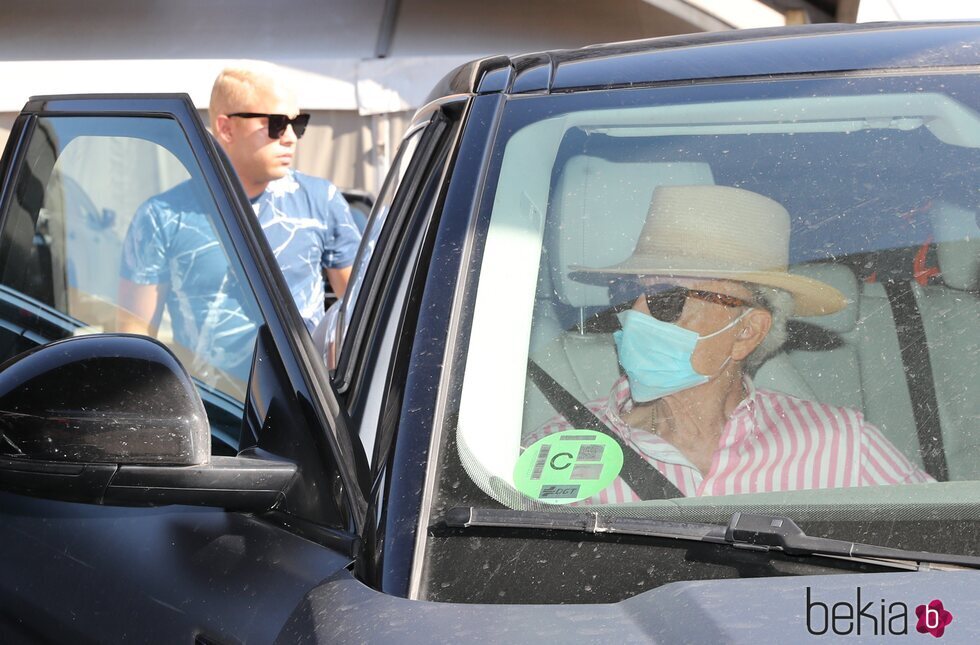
[{"xmin": 208, "ymin": 62, "xmax": 290, "ymax": 131}]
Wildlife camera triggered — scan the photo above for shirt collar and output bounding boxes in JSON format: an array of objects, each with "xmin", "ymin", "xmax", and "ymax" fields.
[
  {"xmin": 607, "ymin": 376, "xmax": 632, "ymax": 419},
  {"xmin": 732, "ymin": 375, "xmax": 758, "ymax": 417}
]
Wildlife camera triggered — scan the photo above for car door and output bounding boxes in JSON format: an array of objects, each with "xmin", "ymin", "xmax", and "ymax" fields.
[{"xmin": 0, "ymin": 95, "xmax": 367, "ymax": 643}]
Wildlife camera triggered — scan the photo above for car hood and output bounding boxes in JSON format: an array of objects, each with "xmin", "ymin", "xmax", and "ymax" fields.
[{"xmin": 278, "ymin": 569, "xmax": 980, "ymax": 642}]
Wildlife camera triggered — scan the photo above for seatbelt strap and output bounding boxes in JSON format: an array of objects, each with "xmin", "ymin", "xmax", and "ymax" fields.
[
  {"xmin": 527, "ymin": 359, "xmax": 684, "ymax": 500},
  {"xmin": 882, "ymin": 280, "xmax": 948, "ymax": 481}
]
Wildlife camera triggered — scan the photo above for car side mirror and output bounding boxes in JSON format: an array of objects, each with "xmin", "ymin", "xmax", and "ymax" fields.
[{"xmin": 0, "ymin": 334, "xmax": 295, "ymax": 510}]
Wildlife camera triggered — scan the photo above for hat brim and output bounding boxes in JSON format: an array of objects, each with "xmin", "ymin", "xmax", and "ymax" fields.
[{"xmin": 569, "ymin": 262, "xmax": 847, "ymax": 317}]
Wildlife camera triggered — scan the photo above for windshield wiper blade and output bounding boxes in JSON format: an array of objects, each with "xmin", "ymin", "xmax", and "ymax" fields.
[
  {"xmin": 724, "ymin": 512, "xmax": 980, "ymax": 570},
  {"xmin": 445, "ymin": 506, "xmax": 728, "ymax": 542},
  {"xmin": 445, "ymin": 506, "xmax": 728, "ymax": 541},
  {"xmin": 444, "ymin": 507, "xmax": 980, "ymax": 571}
]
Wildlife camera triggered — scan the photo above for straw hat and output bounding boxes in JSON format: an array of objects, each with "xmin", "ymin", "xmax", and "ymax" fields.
[{"xmin": 570, "ymin": 185, "xmax": 846, "ymax": 316}]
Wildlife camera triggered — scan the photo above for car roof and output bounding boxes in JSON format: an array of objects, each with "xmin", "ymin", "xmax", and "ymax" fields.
[{"xmin": 425, "ymin": 21, "xmax": 980, "ymax": 104}]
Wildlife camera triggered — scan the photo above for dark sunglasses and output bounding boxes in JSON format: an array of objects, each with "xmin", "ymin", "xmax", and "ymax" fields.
[
  {"xmin": 610, "ymin": 280, "xmax": 755, "ymax": 323},
  {"xmin": 227, "ymin": 112, "xmax": 311, "ymax": 139}
]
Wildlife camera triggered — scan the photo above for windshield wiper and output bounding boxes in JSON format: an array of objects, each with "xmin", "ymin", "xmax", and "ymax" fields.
[{"xmin": 444, "ymin": 507, "xmax": 980, "ymax": 572}]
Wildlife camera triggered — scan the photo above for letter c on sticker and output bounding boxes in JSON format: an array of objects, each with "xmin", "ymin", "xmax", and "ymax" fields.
[
  {"xmin": 549, "ymin": 452, "xmax": 574, "ymax": 470},
  {"xmin": 548, "ymin": 452, "xmax": 574, "ymax": 470}
]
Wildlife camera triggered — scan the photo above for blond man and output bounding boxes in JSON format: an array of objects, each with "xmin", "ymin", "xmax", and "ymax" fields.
[
  {"xmin": 118, "ymin": 63, "xmax": 360, "ymax": 380},
  {"xmin": 210, "ymin": 63, "xmax": 360, "ymax": 315},
  {"xmin": 121, "ymin": 63, "xmax": 360, "ymax": 348}
]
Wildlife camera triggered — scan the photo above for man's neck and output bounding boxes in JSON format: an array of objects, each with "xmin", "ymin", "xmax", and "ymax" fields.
[
  {"xmin": 672, "ymin": 366, "xmax": 744, "ymax": 416},
  {"xmin": 242, "ymin": 179, "xmax": 270, "ymax": 201},
  {"xmin": 647, "ymin": 366, "xmax": 746, "ymax": 440}
]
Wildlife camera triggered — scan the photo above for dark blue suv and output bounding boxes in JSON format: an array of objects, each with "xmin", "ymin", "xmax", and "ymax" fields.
[{"xmin": 0, "ymin": 22, "xmax": 978, "ymax": 643}]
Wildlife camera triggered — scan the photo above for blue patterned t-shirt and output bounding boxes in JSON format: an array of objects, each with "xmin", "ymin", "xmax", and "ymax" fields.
[
  {"xmin": 121, "ymin": 171, "xmax": 360, "ymax": 380},
  {"xmin": 121, "ymin": 181, "xmax": 257, "ymax": 380},
  {"xmin": 250, "ymin": 170, "xmax": 360, "ymax": 331}
]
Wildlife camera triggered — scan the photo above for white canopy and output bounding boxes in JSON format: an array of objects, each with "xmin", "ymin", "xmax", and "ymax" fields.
[
  {"xmin": 0, "ymin": 56, "xmax": 473, "ymax": 115},
  {"xmin": 0, "ymin": 0, "xmax": 790, "ymax": 116}
]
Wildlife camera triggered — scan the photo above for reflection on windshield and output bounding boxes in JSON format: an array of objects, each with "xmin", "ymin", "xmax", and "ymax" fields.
[{"xmin": 449, "ymin": 74, "xmax": 979, "ymax": 514}]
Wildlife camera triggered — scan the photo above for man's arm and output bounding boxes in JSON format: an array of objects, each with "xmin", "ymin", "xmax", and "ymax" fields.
[
  {"xmin": 322, "ymin": 182, "xmax": 361, "ymax": 301},
  {"xmin": 117, "ymin": 278, "xmax": 167, "ymax": 336},
  {"xmin": 325, "ymin": 266, "xmax": 352, "ymax": 299},
  {"xmin": 119, "ymin": 194, "xmax": 172, "ymax": 337}
]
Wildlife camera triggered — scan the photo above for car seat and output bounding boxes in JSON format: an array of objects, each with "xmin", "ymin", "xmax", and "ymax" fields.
[{"xmin": 525, "ymin": 157, "xmax": 715, "ymax": 429}]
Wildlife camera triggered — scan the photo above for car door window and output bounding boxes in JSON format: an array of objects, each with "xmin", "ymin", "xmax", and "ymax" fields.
[
  {"xmin": 336, "ymin": 125, "xmax": 426, "ymax": 347},
  {"xmin": 0, "ymin": 115, "xmax": 261, "ymax": 451}
]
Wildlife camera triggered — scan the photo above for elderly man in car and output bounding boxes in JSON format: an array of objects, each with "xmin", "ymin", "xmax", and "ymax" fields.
[{"xmin": 533, "ymin": 185, "xmax": 933, "ymax": 501}]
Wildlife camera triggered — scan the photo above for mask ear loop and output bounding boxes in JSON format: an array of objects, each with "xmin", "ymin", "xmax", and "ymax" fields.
[
  {"xmin": 698, "ymin": 307, "xmax": 755, "ymax": 340},
  {"xmin": 696, "ymin": 307, "xmax": 755, "ymax": 377}
]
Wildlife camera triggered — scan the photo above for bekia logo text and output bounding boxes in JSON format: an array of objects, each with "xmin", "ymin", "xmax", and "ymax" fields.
[{"xmin": 806, "ymin": 587, "xmax": 953, "ymax": 637}]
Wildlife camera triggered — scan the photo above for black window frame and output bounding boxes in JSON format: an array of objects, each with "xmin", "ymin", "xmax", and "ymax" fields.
[{"xmin": 333, "ymin": 105, "xmax": 460, "ymax": 399}]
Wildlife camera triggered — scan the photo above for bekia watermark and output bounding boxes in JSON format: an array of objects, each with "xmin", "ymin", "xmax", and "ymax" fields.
[
  {"xmin": 915, "ymin": 600, "xmax": 953, "ymax": 638},
  {"xmin": 806, "ymin": 587, "xmax": 953, "ymax": 638}
]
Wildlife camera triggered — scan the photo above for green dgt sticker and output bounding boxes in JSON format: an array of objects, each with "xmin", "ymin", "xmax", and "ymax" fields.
[{"xmin": 514, "ymin": 430, "xmax": 623, "ymax": 504}]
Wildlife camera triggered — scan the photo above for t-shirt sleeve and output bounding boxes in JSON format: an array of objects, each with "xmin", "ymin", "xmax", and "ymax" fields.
[
  {"xmin": 120, "ymin": 199, "xmax": 172, "ymax": 285},
  {"xmin": 321, "ymin": 184, "xmax": 362, "ymax": 269}
]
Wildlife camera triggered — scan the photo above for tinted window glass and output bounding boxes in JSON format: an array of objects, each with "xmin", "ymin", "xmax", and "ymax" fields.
[
  {"xmin": 0, "ymin": 116, "xmax": 261, "ymax": 451},
  {"xmin": 436, "ymin": 73, "xmax": 979, "ymax": 520}
]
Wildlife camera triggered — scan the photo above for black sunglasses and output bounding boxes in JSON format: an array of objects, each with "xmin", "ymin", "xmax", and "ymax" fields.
[
  {"xmin": 227, "ymin": 112, "xmax": 311, "ymax": 139},
  {"xmin": 610, "ymin": 280, "xmax": 755, "ymax": 323}
]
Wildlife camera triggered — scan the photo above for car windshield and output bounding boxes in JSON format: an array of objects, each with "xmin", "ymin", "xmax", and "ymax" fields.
[{"xmin": 432, "ymin": 72, "xmax": 980, "ymax": 531}]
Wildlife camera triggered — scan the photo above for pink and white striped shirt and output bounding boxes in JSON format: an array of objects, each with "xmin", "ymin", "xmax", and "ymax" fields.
[{"xmin": 528, "ymin": 376, "xmax": 933, "ymax": 502}]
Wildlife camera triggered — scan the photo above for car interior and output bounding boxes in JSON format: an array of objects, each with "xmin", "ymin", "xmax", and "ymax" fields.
[
  {"xmin": 525, "ymin": 156, "xmax": 980, "ymax": 481},
  {"xmin": 452, "ymin": 87, "xmax": 980, "ymax": 506}
]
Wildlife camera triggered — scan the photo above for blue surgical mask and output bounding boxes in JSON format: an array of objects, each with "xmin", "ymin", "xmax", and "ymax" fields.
[{"xmin": 613, "ymin": 308, "xmax": 751, "ymax": 402}]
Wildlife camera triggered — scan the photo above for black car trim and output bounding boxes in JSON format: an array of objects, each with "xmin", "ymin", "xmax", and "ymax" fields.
[
  {"xmin": 410, "ymin": 94, "xmax": 471, "ymax": 132},
  {"xmin": 356, "ymin": 132, "xmax": 458, "ymax": 469},
  {"xmin": 334, "ymin": 107, "xmax": 465, "ymax": 390},
  {"xmin": 510, "ymin": 53, "xmax": 553, "ymax": 95},
  {"xmin": 545, "ymin": 64, "xmax": 980, "ymax": 97},
  {"xmin": 549, "ymin": 24, "xmax": 980, "ymax": 93},
  {"xmin": 176, "ymin": 97, "xmax": 369, "ymax": 530},
  {"xmin": 361, "ymin": 131, "xmax": 461, "ymax": 590},
  {"xmin": 0, "ymin": 115, "xmax": 31, "ymax": 223},
  {"xmin": 0, "ymin": 115, "xmax": 38, "ymax": 289},
  {"xmin": 263, "ymin": 508, "xmax": 362, "ymax": 559},
  {"xmin": 438, "ymin": 22, "xmax": 980, "ymax": 100},
  {"xmin": 403, "ymin": 94, "xmax": 508, "ymax": 599},
  {"xmin": 333, "ymin": 124, "xmax": 426, "ymax": 391},
  {"xmin": 335, "ymin": 116, "xmax": 451, "ymax": 399}
]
